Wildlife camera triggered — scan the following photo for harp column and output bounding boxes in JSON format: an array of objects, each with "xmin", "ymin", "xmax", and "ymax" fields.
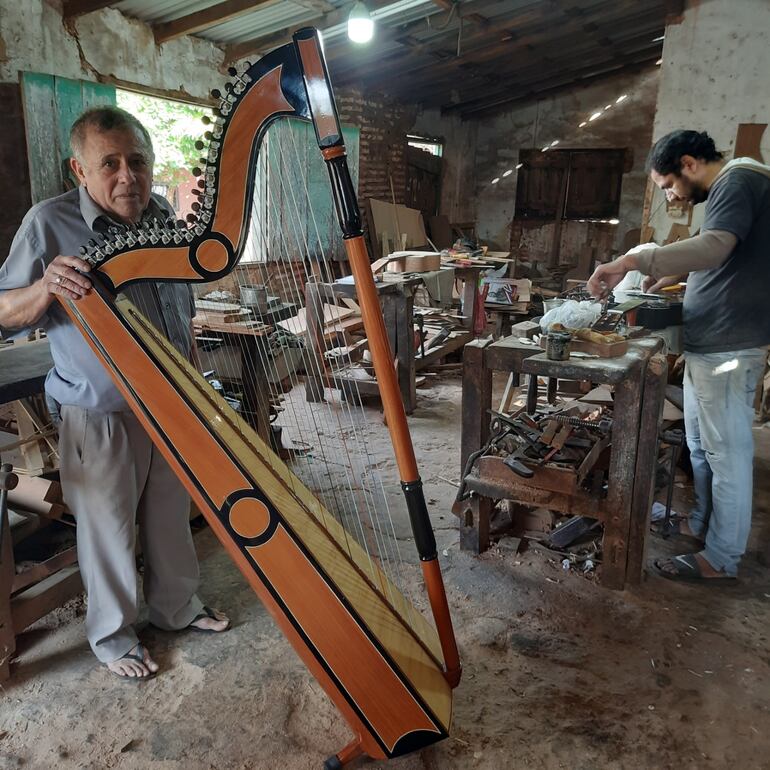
[{"xmin": 295, "ymin": 28, "xmax": 461, "ymax": 688}]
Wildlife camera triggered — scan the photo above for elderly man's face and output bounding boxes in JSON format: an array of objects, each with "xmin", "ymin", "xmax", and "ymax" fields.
[{"xmin": 70, "ymin": 126, "xmax": 153, "ymax": 224}]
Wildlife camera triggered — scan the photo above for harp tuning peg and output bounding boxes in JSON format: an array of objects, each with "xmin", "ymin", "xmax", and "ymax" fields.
[
  {"xmin": 201, "ymin": 115, "xmax": 211, "ymax": 125},
  {"xmin": 194, "ymin": 140, "xmax": 205, "ymax": 151},
  {"xmin": 204, "ymin": 131, "xmax": 213, "ymax": 140},
  {"xmin": 176, "ymin": 219, "xmax": 186, "ymax": 228},
  {"xmin": 197, "ymin": 179, "xmax": 205, "ymax": 189},
  {"xmin": 79, "ymin": 246, "xmax": 88, "ymax": 256},
  {"xmin": 191, "ymin": 202, "xmax": 201, "ymax": 212},
  {"xmin": 186, "ymin": 213, "xmax": 198, "ymax": 224},
  {"xmin": 227, "ymin": 66, "xmax": 238, "ymax": 77},
  {"xmin": 191, "ymin": 189, "xmax": 201, "ymax": 197},
  {"xmin": 211, "ymin": 88, "xmax": 221, "ymax": 100},
  {"xmin": 192, "ymin": 166, "xmax": 202, "ymax": 177}
]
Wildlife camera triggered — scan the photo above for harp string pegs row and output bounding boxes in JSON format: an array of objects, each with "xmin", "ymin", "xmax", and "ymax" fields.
[{"xmin": 78, "ymin": 217, "xmax": 206, "ymax": 266}]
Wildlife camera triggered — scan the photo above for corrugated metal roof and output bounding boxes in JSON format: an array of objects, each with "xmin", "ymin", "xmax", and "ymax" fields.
[
  {"xmin": 114, "ymin": 0, "xmax": 219, "ymax": 26},
  {"xmin": 113, "ymin": 0, "xmax": 438, "ymax": 46}
]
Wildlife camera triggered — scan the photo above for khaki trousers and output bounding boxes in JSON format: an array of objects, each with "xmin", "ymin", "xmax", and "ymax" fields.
[{"xmin": 59, "ymin": 406, "xmax": 203, "ymax": 663}]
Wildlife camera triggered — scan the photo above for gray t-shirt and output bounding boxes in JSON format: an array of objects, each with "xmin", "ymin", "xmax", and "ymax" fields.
[
  {"xmin": 684, "ymin": 166, "xmax": 770, "ymax": 353},
  {"xmin": 0, "ymin": 187, "xmax": 194, "ymax": 411}
]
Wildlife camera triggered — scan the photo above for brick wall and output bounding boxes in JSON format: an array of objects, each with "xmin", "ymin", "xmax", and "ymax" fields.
[{"xmin": 336, "ymin": 87, "xmax": 416, "ymax": 210}]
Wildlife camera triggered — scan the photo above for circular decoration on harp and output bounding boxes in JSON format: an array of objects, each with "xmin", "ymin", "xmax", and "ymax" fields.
[
  {"xmin": 224, "ymin": 491, "xmax": 278, "ymax": 546},
  {"xmin": 195, "ymin": 238, "xmax": 231, "ymax": 273}
]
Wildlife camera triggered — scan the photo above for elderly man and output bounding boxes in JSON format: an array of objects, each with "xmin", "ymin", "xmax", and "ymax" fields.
[
  {"xmin": 587, "ymin": 129, "xmax": 770, "ymax": 583},
  {"xmin": 0, "ymin": 106, "xmax": 228, "ymax": 679}
]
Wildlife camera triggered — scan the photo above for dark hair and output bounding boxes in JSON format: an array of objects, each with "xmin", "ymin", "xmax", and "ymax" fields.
[
  {"xmin": 69, "ymin": 106, "xmax": 154, "ymax": 163},
  {"xmin": 645, "ymin": 130, "xmax": 723, "ymax": 175}
]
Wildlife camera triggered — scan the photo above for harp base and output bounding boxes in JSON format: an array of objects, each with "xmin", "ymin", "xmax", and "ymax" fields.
[{"xmin": 323, "ymin": 737, "xmax": 364, "ymax": 769}]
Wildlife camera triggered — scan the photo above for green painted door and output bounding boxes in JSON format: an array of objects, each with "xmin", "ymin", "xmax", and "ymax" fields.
[{"xmin": 20, "ymin": 73, "xmax": 116, "ymax": 203}]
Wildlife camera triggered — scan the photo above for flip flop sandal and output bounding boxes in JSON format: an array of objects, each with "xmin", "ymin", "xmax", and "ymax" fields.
[
  {"xmin": 188, "ymin": 605, "xmax": 231, "ymax": 634},
  {"xmin": 654, "ymin": 553, "xmax": 736, "ymax": 583},
  {"xmin": 109, "ymin": 644, "xmax": 157, "ymax": 682}
]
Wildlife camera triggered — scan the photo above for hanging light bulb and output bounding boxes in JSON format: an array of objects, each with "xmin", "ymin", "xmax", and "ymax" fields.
[{"xmin": 348, "ymin": 1, "xmax": 374, "ymax": 44}]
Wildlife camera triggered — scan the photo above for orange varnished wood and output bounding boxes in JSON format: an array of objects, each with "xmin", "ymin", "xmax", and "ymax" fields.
[
  {"xmin": 321, "ymin": 146, "xmax": 346, "ymax": 160},
  {"xmin": 196, "ymin": 239, "xmax": 230, "ymax": 272},
  {"xmin": 211, "ymin": 66, "xmax": 293, "ymax": 249},
  {"xmin": 343, "ymin": 236, "xmax": 419, "ymax": 481},
  {"xmin": 99, "ymin": 246, "xmax": 200, "ymax": 289},
  {"xmin": 422, "ymin": 561, "xmax": 462, "ymax": 688},
  {"xmin": 247, "ymin": 527, "xmax": 440, "ymax": 752},
  {"xmin": 296, "ymin": 37, "xmax": 340, "ymax": 144},
  {"xmin": 229, "ymin": 497, "xmax": 272, "ymax": 539},
  {"xmin": 58, "ymin": 289, "xmax": 451, "ymax": 758}
]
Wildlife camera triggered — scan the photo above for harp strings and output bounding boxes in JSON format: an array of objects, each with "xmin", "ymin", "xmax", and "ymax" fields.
[{"xmin": 126, "ymin": 117, "xmax": 416, "ymax": 615}]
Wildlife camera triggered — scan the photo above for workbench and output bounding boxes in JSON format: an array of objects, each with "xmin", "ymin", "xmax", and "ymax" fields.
[
  {"xmin": 0, "ymin": 339, "xmax": 82, "ymax": 681},
  {"xmin": 457, "ymin": 335, "xmax": 667, "ymax": 590}
]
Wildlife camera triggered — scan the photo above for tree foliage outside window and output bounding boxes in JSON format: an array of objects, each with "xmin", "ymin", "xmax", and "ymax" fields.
[{"xmin": 116, "ymin": 90, "xmax": 211, "ymax": 187}]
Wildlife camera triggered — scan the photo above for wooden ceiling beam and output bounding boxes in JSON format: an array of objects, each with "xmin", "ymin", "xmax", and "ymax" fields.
[
  {"xmin": 223, "ymin": 0, "xmax": 398, "ymax": 62},
  {"xmin": 62, "ymin": 0, "xmax": 114, "ymax": 17},
  {"xmin": 408, "ymin": 31, "xmax": 661, "ymax": 110},
  {"xmin": 154, "ymin": 0, "xmax": 277, "ymax": 44},
  {"xmin": 443, "ymin": 46, "xmax": 661, "ymax": 116},
  {"xmin": 330, "ymin": 0, "xmax": 629, "ymax": 77},
  {"xmin": 324, "ymin": 0, "xmax": 551, "ymax": 68},
  {"xmin": 408, "ymin": 19, "xmax": 664, "ymax": 101},
  {"xmin": 332, "ymin": 0, "xmax": 654, "ymax": 89}
]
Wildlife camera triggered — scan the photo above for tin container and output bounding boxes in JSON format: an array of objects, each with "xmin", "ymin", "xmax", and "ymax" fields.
[{"xmin": 545, "ymin": 331, "xmax": 572, "ymax": 361}]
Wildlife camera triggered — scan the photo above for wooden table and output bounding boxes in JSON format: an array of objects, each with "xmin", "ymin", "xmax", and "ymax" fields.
[
  {"xmin": 193, "ymin": 319, "xmax": 275, "ymax": 445},
  {"xmin": 0, "ymin": 339, "xmax": 82, "ymax": 681},
  {"xmin": 457, "ymin": 336, "xmax": 667, "ymax": 589}
]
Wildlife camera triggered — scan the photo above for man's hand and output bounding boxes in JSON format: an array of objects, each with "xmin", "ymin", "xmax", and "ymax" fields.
[
  {"xmin": 41, "ymin": 255, "xmax": 92, "ymax": 301},
  {"xmin": 642, "ymin": 273, "xmax": 686, "ymax": 294},
  {"xmin": 586, "ymin": 255, "xmax": 636, "ymax": 299}
]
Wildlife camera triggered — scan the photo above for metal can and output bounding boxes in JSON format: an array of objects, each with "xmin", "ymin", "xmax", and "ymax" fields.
[{"xmin": 545, "ymin": 331, "xmax": 572, "ymax": 361}]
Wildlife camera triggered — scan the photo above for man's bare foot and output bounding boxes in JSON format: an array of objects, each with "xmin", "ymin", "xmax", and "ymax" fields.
[
  {"xmin": 107, "ymin": 643, "xmax": 159, "ymax": 680},
  {"xmin": 188, "ymin": 606, "xmax": 230, "ymax": 633}
]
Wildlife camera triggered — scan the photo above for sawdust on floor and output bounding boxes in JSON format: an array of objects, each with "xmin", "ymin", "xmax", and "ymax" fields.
[{"xmin": 2, "ymin": 377, "xmax": 769, "ymax": 770}]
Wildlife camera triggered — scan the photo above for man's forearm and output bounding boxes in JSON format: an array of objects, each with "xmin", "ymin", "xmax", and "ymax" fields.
[
  {"xmin": 632, "ymin": 230, "xmax": 737, "ymax": 278},
  {"xmin": 0, "ymin": 281, "xmax": 53, "ymax": 330}
]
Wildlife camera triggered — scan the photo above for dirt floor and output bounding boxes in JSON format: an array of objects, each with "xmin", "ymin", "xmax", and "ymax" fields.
[{"xmin": 2, "ymin": 375, "xmax": 770, "ymax": 770}]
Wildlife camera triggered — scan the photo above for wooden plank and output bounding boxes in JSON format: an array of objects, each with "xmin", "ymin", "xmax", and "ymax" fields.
[
  {"xmin": 734, "ymin": 123, "xmax": 766, "ymax": 162},
  {"xmin": 601, "ymin": 371, "xmax": 643, "ymax": 590},
  {"xmin": 0, "ymin": 498, "xmax": 15, "ymax": 681},
  {"xmin": 626, "ymin": 353, "xmax": 667, "ymax": 584},
  {"xmin": 459, "ymin": 339, "xmax": 492, "ymax": 475},
  {"xmin": 154, "ymin": 0, "xmax": 276, "ymax": 44},
  {"xmin": 62, "ymin": 0, "xmax": 113, "ymax": 17},
  {"xmin": 12, "ymin": 546, "xmax": 79, "ymax": 595},
  {"xmin": 10, "ymin": 566, "xmax": 83, "ymax": 634}
]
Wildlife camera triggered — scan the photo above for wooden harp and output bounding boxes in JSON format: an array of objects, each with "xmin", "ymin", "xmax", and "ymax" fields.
[{"xmin": 57, "ymin": 28, "xmax": 460, "ymax": 767}]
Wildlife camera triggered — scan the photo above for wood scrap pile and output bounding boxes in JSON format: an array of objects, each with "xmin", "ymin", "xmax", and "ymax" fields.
[{"xmin": 193, "ymin": 299, "xmax": 270, "ymax": 335}]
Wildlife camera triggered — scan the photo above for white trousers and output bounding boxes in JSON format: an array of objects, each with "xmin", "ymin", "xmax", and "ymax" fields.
[{"xmin": 59, "ymin": 406, "xmax": 204, "ymax": 662}]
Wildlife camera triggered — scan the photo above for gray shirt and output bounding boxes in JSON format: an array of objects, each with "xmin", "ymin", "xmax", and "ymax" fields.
[
  {"xmin": 684, "ymin": 165, "xmax": 770, "ymax": 353},
  {"xmin": 0, "ymin": 187, "xmax": 194, "ymax": 411}
]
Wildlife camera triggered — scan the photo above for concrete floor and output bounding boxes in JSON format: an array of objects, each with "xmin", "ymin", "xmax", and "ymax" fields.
[{"xmin": 1, "ymin": 376, "xmax": 769, "ymax": 770}]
